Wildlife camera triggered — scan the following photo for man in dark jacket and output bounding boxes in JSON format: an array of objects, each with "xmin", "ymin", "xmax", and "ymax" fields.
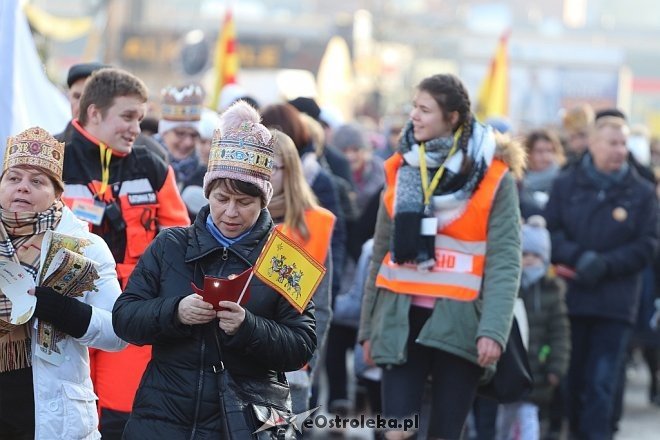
[{"xmin": 545, "ymin": 116, "xmax": 659, "ymax": 440}]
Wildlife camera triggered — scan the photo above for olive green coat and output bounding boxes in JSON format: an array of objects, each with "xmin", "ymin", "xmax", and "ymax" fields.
[{"xmin": 359, "ymin": 152, "xmax": 523, "ymax": 377}]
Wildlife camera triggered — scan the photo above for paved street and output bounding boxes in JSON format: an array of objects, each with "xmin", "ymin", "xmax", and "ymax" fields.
[
  {"xmin": 307, "ymin": 356, "xmax": 660, "ymax": 439},
  {"xmin": 617, "ymin": 363, "xmax": 660, "ymax": 440}
]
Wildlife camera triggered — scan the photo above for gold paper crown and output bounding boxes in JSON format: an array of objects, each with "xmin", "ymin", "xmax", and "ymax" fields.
[
  {"xmin": 161, "ymin": 84, "xmax": 204, "ymax": 122},
  {"xmin": 4, "ymin": 127, "xmax": 65, "ymax": 178}
]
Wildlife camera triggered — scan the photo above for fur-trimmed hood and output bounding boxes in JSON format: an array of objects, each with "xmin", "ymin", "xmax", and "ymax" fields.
[{"xmin": 493, "ymin": 132, "xmax": 526, "ymax": 180}]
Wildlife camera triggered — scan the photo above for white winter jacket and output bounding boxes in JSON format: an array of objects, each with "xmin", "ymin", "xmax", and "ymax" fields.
[{"xmin": 31, "ymin": 207, "xmax": 126, "ymax": 439}]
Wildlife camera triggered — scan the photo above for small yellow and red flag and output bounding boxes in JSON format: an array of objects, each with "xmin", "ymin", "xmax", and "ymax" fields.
[
  {"xmin": 209, "ymin": 8, "xmax": 239, "ymax": 110},
  {"xmin": 476, "ymin": 30, "xmax": 510, "ymax": 121},
  {"xmin": 254, "ymin": 228, "xmax": 326, "ymax": 313}
]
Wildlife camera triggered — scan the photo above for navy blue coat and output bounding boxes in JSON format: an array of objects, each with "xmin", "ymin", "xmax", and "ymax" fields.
[{"xmin": 544, "ymin": 161, "xmax": 659, "ymax": 324}]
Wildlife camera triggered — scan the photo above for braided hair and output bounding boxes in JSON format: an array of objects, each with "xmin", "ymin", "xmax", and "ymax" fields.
[{"xmin": 418, "ymin": 74, "xmax": 474, "ymax": 174}]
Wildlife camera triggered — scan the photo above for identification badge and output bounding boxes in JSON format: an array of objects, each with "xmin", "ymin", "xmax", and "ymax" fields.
[
  {"xmin": 421, "ymin": 216, "xmax": 438, "ymax": 236},
  {"xmin": 71, "ymin": 199, "xmax": 106, "ymax": 225}
]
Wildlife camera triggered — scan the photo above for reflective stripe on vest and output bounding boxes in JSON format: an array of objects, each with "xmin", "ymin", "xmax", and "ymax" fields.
[
  {"xmin": 376, "ymin": 156, "xmax": 508, "ymax": 301},
  {"xmin": 276, "ymin": 207, "xmax": 336, "ymax": 263}
]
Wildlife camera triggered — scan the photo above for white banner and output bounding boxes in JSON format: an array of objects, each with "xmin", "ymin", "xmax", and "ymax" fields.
[{"xmin": 0, "ymin": 0, "xmax": 70, "ymax": 159}]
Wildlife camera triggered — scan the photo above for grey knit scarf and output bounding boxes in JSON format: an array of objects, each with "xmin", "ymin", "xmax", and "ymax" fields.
[{"xmin": 391, "ymin": 120, "xmax": 493, "ymax": 265}]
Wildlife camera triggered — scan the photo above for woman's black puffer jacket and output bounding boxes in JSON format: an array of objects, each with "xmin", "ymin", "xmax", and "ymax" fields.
[{"xmin": 113, "ymin": 206, "xmax": 316, "ymax": 439}]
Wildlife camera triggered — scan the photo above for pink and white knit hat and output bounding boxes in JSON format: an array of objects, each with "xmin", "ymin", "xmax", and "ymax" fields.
[{"xmin": 203, "ymin": 101, "xmax": 274, "ymax": 203}]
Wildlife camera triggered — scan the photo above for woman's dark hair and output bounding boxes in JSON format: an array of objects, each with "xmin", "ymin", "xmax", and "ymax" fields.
[
  {"xmin": 260, "ymin": 104, "xmax": 310, "ymax": 151},
  {"xmin": 207, "ymin": 178, "xmax": 266, "ymax": 207},
  {"xmin": 418, "ymin": 74, "xmax": 473, "ymax": 173},
  {"xmin": 524, "ymin": 128, "xmax": 565, "ymax": 165}
]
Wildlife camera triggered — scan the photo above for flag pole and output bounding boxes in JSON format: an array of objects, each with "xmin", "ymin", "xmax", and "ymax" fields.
[{"xmin": 237, "ymin": 270, "xmax": 253, "ymax": 304}]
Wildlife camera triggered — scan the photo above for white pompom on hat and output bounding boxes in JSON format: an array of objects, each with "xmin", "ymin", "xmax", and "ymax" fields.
[
  {"xmin": 218, "ymin": 83, "xmax": 248, "ymax": 112},
  {"xmin": 198, "ymin": 108, "xmax": 221, "ymax": 141}
]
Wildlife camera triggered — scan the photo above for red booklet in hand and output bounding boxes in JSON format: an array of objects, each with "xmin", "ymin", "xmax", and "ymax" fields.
[
  {"xmin": 554, "ymin": 264, "xmax": 577, "ymax": 280},
  {"xmin": 191, "ymin": 267, "xmax": 253, "ymax": 311}
]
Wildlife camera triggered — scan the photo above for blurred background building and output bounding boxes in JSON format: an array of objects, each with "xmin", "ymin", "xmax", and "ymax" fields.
[{"xmin": 23, "ymin": 0, "xmax": 660, "ymax": 134}]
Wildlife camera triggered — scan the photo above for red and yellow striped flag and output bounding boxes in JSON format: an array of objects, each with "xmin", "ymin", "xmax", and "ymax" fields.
[
  {"xmin": 476, "ymin": 31, "xmax": 509, "ymax": 121},
  {"xmin": 209, "ymin": 9, "xmax": 239, "ymax": 110}
]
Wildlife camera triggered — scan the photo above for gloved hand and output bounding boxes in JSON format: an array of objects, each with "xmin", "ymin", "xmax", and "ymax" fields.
[
  {"xmin": 34, "ymin": 286, "xmax": 92, "ymax": 338},
  {"xmin": 574, "ymin": 251, "xmax": 608, "ymax": 288}
]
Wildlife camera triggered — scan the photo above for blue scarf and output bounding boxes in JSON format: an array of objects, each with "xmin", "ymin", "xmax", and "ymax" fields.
[
  {"xmin": 581, "ymin": 153, "xmax": 629, "ymax": 190},
  {"xmin": 205, "ymin": 215, "xmax": 253, "ymax": 247}
]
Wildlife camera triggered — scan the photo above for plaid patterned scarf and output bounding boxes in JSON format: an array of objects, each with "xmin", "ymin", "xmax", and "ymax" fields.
[{"xmin": 0, "ymin": 200, "xmax": 64, "ymax": 372}]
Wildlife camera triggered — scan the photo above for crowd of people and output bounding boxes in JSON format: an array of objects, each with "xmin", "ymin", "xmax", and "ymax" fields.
[{"xmin": 0, "ymin": 60, "xmax": 658, "ymax": 440}]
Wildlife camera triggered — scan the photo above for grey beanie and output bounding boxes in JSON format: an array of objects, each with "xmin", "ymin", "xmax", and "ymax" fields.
[
  {"xmin": 333, "ymin": 123, "xmax": 368, "ymax": 151},
  {"xmin": 522, "ymin": 215, "xmax": 551, "ymax": 265}
]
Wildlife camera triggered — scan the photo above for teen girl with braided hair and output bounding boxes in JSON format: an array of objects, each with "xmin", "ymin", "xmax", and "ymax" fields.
[{"xmin": 358, "ymin": 73, "xmax": 524, "ymax": 439}]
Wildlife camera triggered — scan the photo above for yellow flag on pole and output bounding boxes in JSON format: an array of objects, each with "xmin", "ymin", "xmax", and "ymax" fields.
[
  {"xmin": 209, "ymin": 8, "xmax": 239, "ymax": 110},
  {"xmin": 254, "ymin": 228, "xmax": 326, "ymax": 313},
  {"xmin": 476, "ymin": 31, "xmax": 510, "ymax": 121}
]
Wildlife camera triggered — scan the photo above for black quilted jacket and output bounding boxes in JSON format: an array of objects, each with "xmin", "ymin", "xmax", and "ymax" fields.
[{"xmin": 113, "ymin": 206, "xmax": 316, "ymax": 439}]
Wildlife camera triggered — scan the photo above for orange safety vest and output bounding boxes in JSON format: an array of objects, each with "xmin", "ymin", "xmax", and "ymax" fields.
[
  {"xmin": 276, "ymin": 207, "xmax": 335, "ymax": 372},
  {"xmin": 276, "ymin": 207, "xmax": 336, "ymax": 263},
  {"xmin": 376, "ymin": 153, "xmax": 508, "ymax": 301}
]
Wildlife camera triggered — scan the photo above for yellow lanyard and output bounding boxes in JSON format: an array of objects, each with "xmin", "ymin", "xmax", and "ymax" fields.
[
  {"xmin": 98, "ymin": 142, "xmax": 113, "ymax": 197},
  {"xmin": 418, "ymin": 128, "xmax": 462, "ymax": 207}
]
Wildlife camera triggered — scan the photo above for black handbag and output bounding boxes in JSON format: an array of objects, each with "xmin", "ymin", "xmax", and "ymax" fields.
[
  {"xmin": 212, "ymin": 327, "xmax": 296, "ymax": 440},
  {"xmin": 478, "ymin": 318, "xmax": 533, "ymax": 403}
]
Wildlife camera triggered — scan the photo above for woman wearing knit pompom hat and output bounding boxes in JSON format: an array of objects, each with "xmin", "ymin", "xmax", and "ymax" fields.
[{"xmin": 113, "ymin": 101, "xmax": 316, "ymax": 439}]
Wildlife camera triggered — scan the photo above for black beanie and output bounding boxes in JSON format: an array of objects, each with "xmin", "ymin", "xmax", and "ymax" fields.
[{"xmin": 66, "ymin": 62, "xmax": 108, "ymax": 88}]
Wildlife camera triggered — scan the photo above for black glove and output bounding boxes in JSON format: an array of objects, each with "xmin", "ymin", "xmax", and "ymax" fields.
[
  {"xmin": 575, "ymin": 251, "xmax": 608, "ymax": 288},
  {"xmin": 392, "ymin": 211, "xmax": 424, "ymax": 264},
  {"xmin": 34, "ymin": 286, "xmax": 92, "ymax": 338}
]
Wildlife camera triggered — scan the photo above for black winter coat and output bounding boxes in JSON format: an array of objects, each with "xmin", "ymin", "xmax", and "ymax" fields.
[
  {"xmin": 544, "ymin": 160, "xmax": 659, "ymax": 324},
  {"xmin": 112, "ymin": 206, "xmax": 316, "ymax": 439}
]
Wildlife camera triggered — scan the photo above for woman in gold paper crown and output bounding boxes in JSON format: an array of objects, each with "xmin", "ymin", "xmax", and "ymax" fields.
[
  {"xmin": 113, "ymin": 101, "xmax": 316, "ymax": 439},
  {"xmin": 0, "ymin": 127, "xmax": 126, "ymax": 439}
]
